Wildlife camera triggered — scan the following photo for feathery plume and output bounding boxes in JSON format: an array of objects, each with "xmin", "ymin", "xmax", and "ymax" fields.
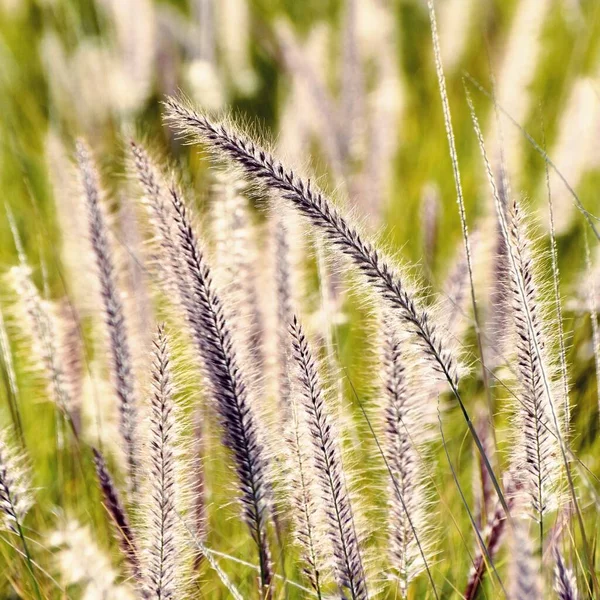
[
  {"xmin": 352, "ymin": 0, "xmax": 403, "ymax": 227},
  {"xmin": 163, "ymin": 98, "xmax": 461, "ymax": 390},
  {"xmin": 554, "ymin": 546, "xmax": 579, "ymax": 600},
  {"xmin": 46, "ymin": 129, "xmax": 95, "ymax": 314},
  {"xmin": 440, "ymin": 232, "xmax": 482, "ymax": 342},
  {"xmin": 77, "ymin": 140, "xmax": 140, "ymax": 496},
  {"xmin": 165, "ymin": 184, "xmax": 273, "ymax": 595},
  {"xmin": 543, "ymin": 136, "xmax": 570, "ymax": 435},
  {"xmin": 0, "ymin": 429, "xmax": 31, "ymax": 534},
  {"xmin": 381, "ymin": 330, "xmax": 434, "ymax": 597},
  {"xmin": 119, "ymin": 197, "xmax": 154, "ymax": 356},
  {"xmin": 506, "ymin": 197, "xmax": 563, "ymax": 523},
  {"xmin": 92, "ymin": 448, "xmax": 144, "ymax": 590},
  {"xmin": 215, "ymin": 0, "xmax": 257, "ymax": 95},
  {"xmin": 437, "ymin": 0, "xmax": 475, "ymax": 72},
  {"xmin": 145, "ymin": 324, "xmax": 180, "ymax": 599},
  {"xmin": 97, "ymin": 0, "xmax": 156, "ymax": 114},
  {"xmin": 485, "ymin": 190, "xmax": 511, "ymax": 370},
  {"xmin": 289, "ymin": 316, "xmax": 368, "ymax": 600},
  {"xmin": 162, "ymin": 98, "xmax": 516, "ymax": 521},
  {"xmin": 467, "ymin": 94, "xmax": 565, "ymax": 527}
]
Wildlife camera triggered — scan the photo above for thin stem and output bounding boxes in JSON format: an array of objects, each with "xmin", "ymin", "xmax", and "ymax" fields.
[{"xmin": 15, "ymin": 520, "xmax": 43, "ymax": 600}]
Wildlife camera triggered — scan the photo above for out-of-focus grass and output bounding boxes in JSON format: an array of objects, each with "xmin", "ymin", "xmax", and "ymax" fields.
[{"xmin": 1, "ymin": 0, "xmax": 600, "ymax": 598}]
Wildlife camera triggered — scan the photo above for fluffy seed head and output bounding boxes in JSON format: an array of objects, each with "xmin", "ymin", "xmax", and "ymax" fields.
[
  {"xmin": 0, "ymin": 429, "xmax": 31, "ymax": 534},
  {"xmin": 289, "ymin": 315, "xmax": 368, "ymax": 600}
]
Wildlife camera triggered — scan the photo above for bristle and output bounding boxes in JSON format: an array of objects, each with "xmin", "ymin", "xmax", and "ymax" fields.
[
  {"xmin": 145, "ymin": 324, "xmax": 180, "ymax": 599},
  {"xmin": 289, "ymin": 316, "xmax": 368, "ymax": 600},
  {"xmin": 162, "ymin": 98, "xmax": 461, "ymax": 391},
  {"xmin": 554, "ymin": 546, "xmax": 579, "ymax": 600},
  {"xmin": 92, "ymin": 447, "xmax": 144, "ymax": 591},
  {"xmin": 486, "ymin": 207, "xmax": 511, "ymax": 370},
  {"xmin": 77, "ymin": 140, "xmax": 140, "ymax": 496},
  {"xmin": 166, "ymin": 184, "xmax": 273, "ymax": 595},
  {"xmin": 381, "ymin": 330, "xmax": 435, "ymax": 597},
  {"xmin": 0, "ymin": 429, "xmax": 31, "ymax": 534},
  {"xmin": 544, "ymin": 143, "xmax": 570, "ymax": 435}
]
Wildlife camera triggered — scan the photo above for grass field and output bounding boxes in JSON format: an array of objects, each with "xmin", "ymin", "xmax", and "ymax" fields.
[{"xmin": 1, "ymin": 0, "xmax": 600, "ymax": 598}]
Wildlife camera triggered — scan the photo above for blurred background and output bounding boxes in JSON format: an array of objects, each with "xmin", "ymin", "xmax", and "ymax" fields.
[
  {"xmin": 2, "ymin": 0, "xmax": 600, "ymax": 597},
  {"xmin": 2, "ymin": 0, "xmax": 600, "ymax": 267}
]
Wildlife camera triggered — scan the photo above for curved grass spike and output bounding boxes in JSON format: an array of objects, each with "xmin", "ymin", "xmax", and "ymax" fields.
[
  {"xmin": 165, "ymin": 184, "xmax": 274, "ymax": 597},
  {"xmin": 147, "ymin": 324, "xmax": 179, "ymax": 600},
  {"xmin": 465, "ymin": 89, "xmax": 600, "ymax": 598},
  {"xmin": 289, "ymin": 316, "xmax": 367, "ymax": 600},
  {"xmin": 77, "ymin": 140, "xmax": 140, "ymax": 497},
  {"xmin": 382, "ymin": 332, "xmax": 433, "ymax": 597},
  {"xmin": 162, "ymin": 96, "xmax": 510, "ymax": 519}
]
